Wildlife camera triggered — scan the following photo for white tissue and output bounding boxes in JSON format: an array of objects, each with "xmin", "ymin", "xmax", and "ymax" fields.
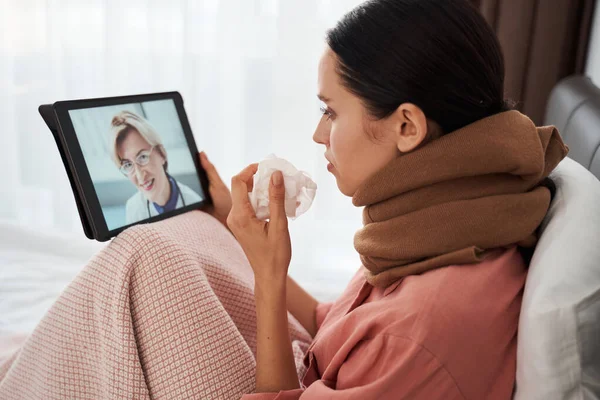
[{"xmin": 249, "ymin": 154, "xmax": 317, "ymax": 221}]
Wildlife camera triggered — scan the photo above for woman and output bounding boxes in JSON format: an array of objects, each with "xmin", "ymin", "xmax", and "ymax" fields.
[
  {"xmin": 0, "ymin": 0, "xmax": 567, "ymax": 399},
  {"xmin": 110, "ymin": 110, "xmax": 202, "ymax": 224},
  {"xmin": 222, "ymin": 0, "xmax": 566, "ymax": 398}
]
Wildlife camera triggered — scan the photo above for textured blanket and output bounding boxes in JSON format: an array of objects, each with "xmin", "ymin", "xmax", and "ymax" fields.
[{"xmin": 0, "ymin": 211, "xmax": 313, "ymax": 399}]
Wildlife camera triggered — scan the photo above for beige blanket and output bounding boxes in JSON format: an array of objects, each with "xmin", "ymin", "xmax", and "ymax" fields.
[{"xmin": 0, "ymin": 211, "xmax": 313, "ymax": 399}]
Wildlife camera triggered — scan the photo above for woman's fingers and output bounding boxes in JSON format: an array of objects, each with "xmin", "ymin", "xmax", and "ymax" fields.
[
  {"xmin": 228, "ymin": 163, "xmax": 261, "ymax": 233},
  {"xmin": 200, "ymin": 152, "xmax": 256, "ymax": 193},
  {"xmin": 268, "ymin": 171, "xmax": 288, "ymax": 235},
  {"xmin": 230, "ymin": 163, "xmax": 259, "ymax": 211},
  {"xmin": 200, "ymin": 151, "xmax": 257, "ymax": 194},
  {"xmin": 200, "ymin": 152, "xmax": 225, "ymax": 186}
]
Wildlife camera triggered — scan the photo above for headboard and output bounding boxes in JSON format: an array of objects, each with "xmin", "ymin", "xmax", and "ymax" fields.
[{"xmin": 544, "ymin": 75, "xmax": 600, "ymax": 180}]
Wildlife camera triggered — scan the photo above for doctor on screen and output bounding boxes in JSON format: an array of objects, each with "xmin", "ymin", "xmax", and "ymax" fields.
[{"xmin": 110, "ymin": 110, "xmax": 201, "ymax": 224}]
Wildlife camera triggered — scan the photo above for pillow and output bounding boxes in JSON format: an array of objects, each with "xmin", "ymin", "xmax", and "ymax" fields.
[{"xmin": 514, "ymin": 157, "xmax": 600, "ymax": 399}]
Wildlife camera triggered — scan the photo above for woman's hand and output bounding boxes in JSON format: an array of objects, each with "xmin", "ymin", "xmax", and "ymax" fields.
[
  {"xmin": 199, "ymin": 151, "xmax": 232, "ymax": 229},
  {"xmin": 228, "ymin": 164, "xmax": 299, "ymax": 392},
  {"xmin": 227, "ymin": 163, "xmax": 291, "ymax": 287}
]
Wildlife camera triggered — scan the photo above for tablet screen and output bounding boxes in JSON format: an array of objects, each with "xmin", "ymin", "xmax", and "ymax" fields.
[{"xmin": 68, "ymin": 98, "xmax": 206, "ymax": 231}]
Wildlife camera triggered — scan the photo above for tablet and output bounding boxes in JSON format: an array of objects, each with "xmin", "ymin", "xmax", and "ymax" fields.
[{"xmin": 39, "ymin": 91, "xmax": 212, "ymax": 242}]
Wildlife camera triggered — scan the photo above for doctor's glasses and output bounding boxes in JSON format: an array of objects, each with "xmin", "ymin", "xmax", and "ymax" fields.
[{"xmin": 119, "ymin": 146, "xmax": 156, "ymax": 176}]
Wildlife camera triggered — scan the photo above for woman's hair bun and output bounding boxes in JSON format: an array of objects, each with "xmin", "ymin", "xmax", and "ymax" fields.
[{"xmin": 111, "ymin": 115, "xmax": 127, "ymax": 126}]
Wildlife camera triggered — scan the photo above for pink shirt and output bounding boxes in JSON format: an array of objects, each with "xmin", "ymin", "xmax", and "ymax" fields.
[{"xmin": 242, "ymin": 246, "xmax": 526, "ymax": 399}]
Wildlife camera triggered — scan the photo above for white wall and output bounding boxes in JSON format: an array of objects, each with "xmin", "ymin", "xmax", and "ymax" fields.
[{"xmin": 586, "ymin": 0, "xmax": 600, "ymax": 84}]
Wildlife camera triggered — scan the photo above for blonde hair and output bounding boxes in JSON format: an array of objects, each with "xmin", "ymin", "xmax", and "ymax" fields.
[{"xmin": 109, "ymin": 110, "xmax": 168, "ymax": 171}]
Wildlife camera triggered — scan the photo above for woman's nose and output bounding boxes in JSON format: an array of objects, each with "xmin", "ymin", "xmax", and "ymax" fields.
[
  {"xmin": 312, "ymin": 117, "xmax": 329, "ymax": 145},
  {"xmin": 135, "ymin": 165, "xmax": 145, "ymax": 182}
]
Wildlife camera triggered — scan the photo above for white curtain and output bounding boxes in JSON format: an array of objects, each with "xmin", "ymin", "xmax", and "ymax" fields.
[{"xmin": 0, "ymin": 0, "xmax": 366, "ymax": 300}]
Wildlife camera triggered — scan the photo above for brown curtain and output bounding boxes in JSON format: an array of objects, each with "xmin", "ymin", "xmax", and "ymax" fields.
[{"xmin": 472, "ymin": 0, "xmax": 596, "ymax": 124}]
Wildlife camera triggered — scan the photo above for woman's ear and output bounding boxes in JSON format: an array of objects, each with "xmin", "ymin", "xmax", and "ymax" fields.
[
  {"xmin": 157, "ymin": 147, "xmax": 168, "ymax": 172},
  {"xmin": 393, "ymin": 103, "xmax": 428, "ymax": 153},
  {"xmin": 157, "ymin": 147, "xmax": 167, "ymax": 165}
]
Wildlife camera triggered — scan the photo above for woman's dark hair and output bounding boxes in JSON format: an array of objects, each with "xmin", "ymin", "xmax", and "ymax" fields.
[
  {"xmin": 326, "ymin": 0, "xmax": 517, "ymax": 135},
  {"xmin": 328, "ymin": 0, "xmax": 551, "ymax": 265}
]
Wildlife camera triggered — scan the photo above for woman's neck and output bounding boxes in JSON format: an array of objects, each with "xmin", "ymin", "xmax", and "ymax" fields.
[{"xmin": 155, "ymin": 175, "xmax": 173, "ymax": 206}]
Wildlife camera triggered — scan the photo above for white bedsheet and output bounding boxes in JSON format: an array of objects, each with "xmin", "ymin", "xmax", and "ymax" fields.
[{"xmin": 0, "ymin": 221, "xmax": 106, "ymax": 336}]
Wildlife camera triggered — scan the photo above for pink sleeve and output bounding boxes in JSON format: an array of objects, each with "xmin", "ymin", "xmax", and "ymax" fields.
[
  {"xmin": 315, "ymin": 302, "xmax": 334, "ymax": 332},
  {"xmin": 242, "ymin": 335, "xmax": 464, "ymax": 399}
]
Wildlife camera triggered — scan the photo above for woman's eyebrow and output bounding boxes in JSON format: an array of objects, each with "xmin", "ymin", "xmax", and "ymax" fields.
[
  {"xmin": 317, "ymin": 94, "xmax": 332, "ymax": 102},
  {"xmin": 121, "ymin": 148, "xmax": 149, "ymax": 163},
  {"xmin": 135, "ymin": 148, "xmax": 150, "ymax": 157}
]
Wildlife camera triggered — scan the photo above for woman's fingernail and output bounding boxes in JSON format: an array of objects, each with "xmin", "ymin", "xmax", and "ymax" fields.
[{"xmin": 273, "ymin": 171, "xmax": 282, "ymax": 186}]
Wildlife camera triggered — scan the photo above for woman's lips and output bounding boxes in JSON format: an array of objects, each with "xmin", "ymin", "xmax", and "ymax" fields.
[
  {"xmin": 325, "ymin": 155, "xmax": 334, "ymax": 171},
  {"xmin": 140, "ymin": 178, "xmax": 155, "ymax": 191}
]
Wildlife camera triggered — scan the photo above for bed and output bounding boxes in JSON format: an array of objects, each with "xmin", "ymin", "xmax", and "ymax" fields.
[
  {"xmin": 0, "ymin": 221, "xmax": 107, "ymax": 359},
  {"xmin": 0, "ymin": 216, "xmax": 351, "ymax": 362}
]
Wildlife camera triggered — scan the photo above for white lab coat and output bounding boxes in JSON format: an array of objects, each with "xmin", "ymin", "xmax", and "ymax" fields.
[{"xmin": 125, "ymin": 179, "xmax": 202, "ymax": 225}]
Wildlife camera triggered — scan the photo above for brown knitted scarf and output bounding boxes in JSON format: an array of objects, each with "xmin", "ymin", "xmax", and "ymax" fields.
[{"xmin": 352, "ymin": 110, "xmax": 569, "ymax": 288}]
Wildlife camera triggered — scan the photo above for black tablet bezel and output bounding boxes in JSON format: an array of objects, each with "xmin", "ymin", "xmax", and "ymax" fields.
[
  {"xmin": 52, "ymin": 91, "xmax": 212, "ymax": 241},
  {"xmin": 39, "ymin": 104, "xmax": 95, "ymax": 240}
]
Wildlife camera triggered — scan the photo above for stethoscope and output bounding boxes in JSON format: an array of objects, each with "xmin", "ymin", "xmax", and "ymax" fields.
[{"xmin": 146, "ymin": 176, "xmax": 185, "ymax": 218}]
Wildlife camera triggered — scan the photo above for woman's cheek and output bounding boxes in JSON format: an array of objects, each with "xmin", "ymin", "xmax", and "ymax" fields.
[
  {"xmin": 329, "ymin": 125, "xmax": 343, "ymax": 167},
  {"xmin": 154, "ymin": 158, "xmax": 166, "ymax": 175},
  {"xmin": 144, "ymin": 159, "xmax": 160, "ymax": 178},
  {"xmin": 330, "ymin": 122, "xmax": 356, "ymax": 173}
]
